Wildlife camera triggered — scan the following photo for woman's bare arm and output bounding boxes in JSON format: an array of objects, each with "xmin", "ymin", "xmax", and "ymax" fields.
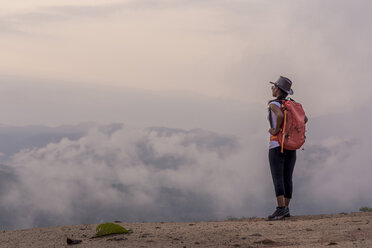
[{"xmin": 269, "ymin": 104, "xmax": 283, "ymax": 135}]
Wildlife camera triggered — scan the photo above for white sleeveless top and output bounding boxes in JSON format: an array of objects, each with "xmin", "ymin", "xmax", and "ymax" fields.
[{"xmin": 268, "ymin": 101, "xmax": 281, "ymax": 149}]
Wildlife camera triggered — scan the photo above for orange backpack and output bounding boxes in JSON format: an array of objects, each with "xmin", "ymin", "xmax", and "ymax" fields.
[{"xmin": 271, "ymin": 99, "xmax": 306, "ymax": 152}]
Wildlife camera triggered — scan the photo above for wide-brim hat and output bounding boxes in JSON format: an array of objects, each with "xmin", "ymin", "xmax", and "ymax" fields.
[{"xmin": 270, "ymin": 76, "xmax": 294, "ymax": 95}]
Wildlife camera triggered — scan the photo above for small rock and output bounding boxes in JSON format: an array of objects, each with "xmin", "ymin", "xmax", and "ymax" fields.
[
  {"xmin": 250, "ymin": 233, "xmax": 262, "ymax": 237},
  {"xmin": 306, "ymin": 228, "xmax": 313, "ymax": 231},
  {"xmin": 114, "ymin": 220, "xmax": 122, "ymax": 223},
  {"xmin": 262, "ymin": 239, "xmax": 276, "ymax": 244},
  {"xmin": 189, "ymin": 223, "xmax": 195, "ymax": 226},
  {"xmin": 66, "ymin": 238, "xmax": 82, "ymax": 245},
  {"xmin": 155, "ymin": 226, "xmax": 161, "ymax": 229},
  {"xmin": 241, "ymin": 237, "xmax": 247, "ymax": 240},
  {"xmin": 328, "ymin": 242, "xmax": 338, "ymax": 246},
  {"xmin": 254, "ymin": 239, "xmax": 275, "ymax": 245},
  {"xmin": 195, "ymin": 241, "xmax": 200, "ymax": 245},
  {"xmin": 233, "ymin": 244, "xmax": 241, "ymax": 247}
]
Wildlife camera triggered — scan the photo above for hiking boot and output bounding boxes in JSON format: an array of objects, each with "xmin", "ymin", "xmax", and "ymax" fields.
[
  {"xmin": 284, "ymin": 207, "xmax": 290, "ymax": 217},
  {"xmin": 268, "ymin": 207, "xmax": 289, "ymax": 221}
]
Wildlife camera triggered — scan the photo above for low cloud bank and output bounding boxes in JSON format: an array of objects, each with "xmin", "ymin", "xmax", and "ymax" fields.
[
  {"xmin": 1, "ymin": 125, "xmax": 270, "ymax": 230},
  {"xmin": 1, "ymin": 110, "xmax": 372, "ymax": 230}
]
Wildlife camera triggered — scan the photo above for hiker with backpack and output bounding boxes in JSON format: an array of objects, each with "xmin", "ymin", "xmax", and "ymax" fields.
[{"xmin": 267, "ymin": 76, "xmax": 308, "ymax": 221}]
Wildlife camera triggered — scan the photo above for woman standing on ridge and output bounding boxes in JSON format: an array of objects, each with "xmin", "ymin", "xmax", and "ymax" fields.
[{"xmin": 267, "ymin": 76, "xmax": 308, "ymax": 221}]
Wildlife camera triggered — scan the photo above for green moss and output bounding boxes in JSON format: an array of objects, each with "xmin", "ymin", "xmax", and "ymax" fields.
[
  {"xmin": 359, "ymin": 207, "xmax": 372, "ymax": 212},
  {"xmin": 96, "ymin": 223, "xmax": 132, "ymax": 237}
]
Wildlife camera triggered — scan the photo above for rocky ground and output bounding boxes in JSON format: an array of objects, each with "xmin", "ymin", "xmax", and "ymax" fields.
[{"xmin": 1, "ymin": 212, "xmax": 371, "ymax": 247}]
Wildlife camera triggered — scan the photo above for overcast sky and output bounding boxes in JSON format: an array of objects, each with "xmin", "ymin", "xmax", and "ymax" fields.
[
  {"xmin": 1, "ymin": 0, "xmax": 372, "ymax": 124},
  {"xmin": 1, "ymin": 0, "xmax": 372, "ymax": 230}
]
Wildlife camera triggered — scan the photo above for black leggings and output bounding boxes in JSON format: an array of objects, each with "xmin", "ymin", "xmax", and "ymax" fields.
[{"xmin": 268, "ymin": 147, "xmax": 296, "ymax": 198}]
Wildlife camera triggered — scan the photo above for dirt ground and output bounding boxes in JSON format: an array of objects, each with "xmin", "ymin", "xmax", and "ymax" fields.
[{"xmin": 1, "ymin": 212, "xmax": 371, "ymax": 248}]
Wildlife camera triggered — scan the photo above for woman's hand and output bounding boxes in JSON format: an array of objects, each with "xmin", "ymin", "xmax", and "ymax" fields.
[{"xmin": 269, "ymin": 128, "xmax": 280, "ymax": 136}]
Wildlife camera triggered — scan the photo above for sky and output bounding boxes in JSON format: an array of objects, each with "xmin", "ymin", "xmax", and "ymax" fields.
[
  {"xmin": 1, "ymin": 0, "xmax": 371, "ymax": 120},
  {"xmin": 1, "ymin": 0, "xmax": 372, "ymax": 230}
]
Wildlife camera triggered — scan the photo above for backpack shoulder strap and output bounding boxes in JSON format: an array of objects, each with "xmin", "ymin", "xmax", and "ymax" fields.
[{"xmin": 269, "ymin": 99, "xmax": 285, "ymax": 106}]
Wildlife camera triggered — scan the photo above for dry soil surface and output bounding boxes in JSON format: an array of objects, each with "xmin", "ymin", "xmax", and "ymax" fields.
[{"xmin": 1, "ymin": 212, "xmax": 371, "ymax": 248}]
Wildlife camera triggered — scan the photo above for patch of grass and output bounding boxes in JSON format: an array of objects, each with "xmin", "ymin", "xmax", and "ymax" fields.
[
  {"xmin": 95, "ymin": 223, "xmax": 132, "ymax": 237},
  {"xmin": 226, "ymin": 216, "xmax": 238, "ymax": 221},
  {"xmin": 359, "ymin": 207, "xmax": 372, "ymax": 212}
]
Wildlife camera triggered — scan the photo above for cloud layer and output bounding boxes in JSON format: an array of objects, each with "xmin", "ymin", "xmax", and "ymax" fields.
[
  {"xmin": 2, "ymin": 125, "xmax": 270, "ymax": 230},
  {"xmin": 0, "ymin": 105, "xmax": 371, "ymax": 230}
]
